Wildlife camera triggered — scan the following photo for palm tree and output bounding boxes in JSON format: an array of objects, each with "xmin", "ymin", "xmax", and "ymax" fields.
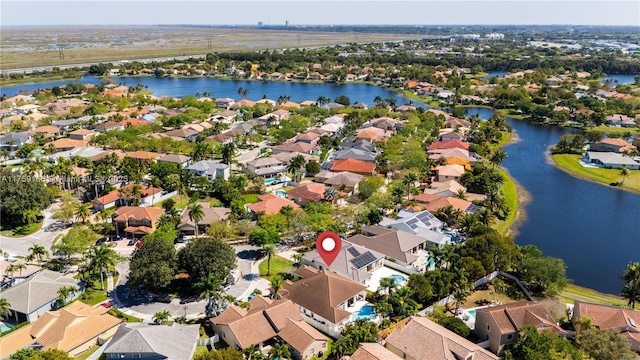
[
  {"xmin": 5, "ymin": 264, "xmax": 16, "ymax": 284},
  {"xmin": 243, "ymin": 344, "xmax": 262, "ymax": 360},
  {"xmin": 75, "ymin": 203, "xmax": 91, "ymax": 224},
  {"xmin": 270, "ymin": 275, "xmax": 284, "ymax": 299},
  {"xmin": 28, "ymin": 244, "xmax": 48, "ymax": 265},
  {"xmin": 403, "ymin": 172, "xmax": 418, "ymax": 201},
  {"xmin": 323, "ymin": 187, "xmax": 338, "ymax": 202},
  {"xmin": 220, "ymin": 142, "xmax": 236, "ymax": 166},
  {"xmin": 489, "ymin": 149, "xmax": 508, "ymax": 167},
  {"xmin": 286, "ymin": 155, "xmax": 306, "ymax": 182},
  {"xmin": 188, "ymin": 203, "xmax": 205, "ymax": 238},
  {"xmin": 621, "ymin": 282, "xmax": 640, "ymax": 309},
  {"xmin": 434, "ymin": 205, "xmax": 463, "ymax": 228},
  {"xmin": 196, "ymin": 273, "xmax": 224, "ymax": 317},
  {"xmin": 12, "ymin": 263, "xmax": 26, "ymax": 278},
  {"xmin": 620, "ymin": 166, "xmax": 630, "ymax": 185},
  {"xmin": 457, "ymin": 213, "xmax": 478, "ymax": 233},
  {"xmin": 389, "ymin": 286, "xmax": 418, "ymax": 316},
  {"xmin": 621, "ymin": 262, "xmax": 640, "ymax": 308},
  {"xmin": 262, "ymin": 244, "xmax": 277, "ymax": 276},
  {"xmin": 379, "ymin": 277, "xmax": 397, "ymax": 297},
  {"xmin": 454, "ymin": 189, "xmax": 467, "ymax": 200},
  {"xmin": 477, "ymin": 208, "xmax": 496, "ymax": 226},
  {"xmin": 237, "ymin": 87, "xmax": 249, "ymax": 99},
  {"xmin": 153, "ymin": 310, "xmax": 171, "ymax": 325},
  {"xmin": 56, "ymin": 286, "xmax": 78, "ymax": 308},
  {"xmin": 268, "ymin": 343, "xmax": 291, "ymax": 360},
  {"xmin": 0, "ymin": 298, "xmax": 11, "ymax": 319},
  {"xmin": 88, "ymin": 244, "xmax": 122, "ymax": 290},
  {"xmin": 190, "ymin": 142, "xmax": 214, "ymax": 162}
]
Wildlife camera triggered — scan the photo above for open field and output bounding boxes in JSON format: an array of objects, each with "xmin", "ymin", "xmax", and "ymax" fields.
[
  {"xmin": 0, "ymin": 26, "xmax": 423, "ymax": 69},
  {"xmin": 552, "ymin": 153, "xmax": 640, "ymax": 193}
]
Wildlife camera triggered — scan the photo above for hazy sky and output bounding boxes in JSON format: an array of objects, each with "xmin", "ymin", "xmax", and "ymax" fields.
[{"xmin": 1, "ymin": 0, "xmax": 639, "ymax": 26}]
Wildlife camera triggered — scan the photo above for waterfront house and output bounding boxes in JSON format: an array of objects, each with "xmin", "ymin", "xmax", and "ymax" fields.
[
  {"xmin": 379, "ymin": 210, "xmax": 449, "ymax": 247},
  {"xmin": 589, "ymin": 138, "xmax": 636, "ymax": 153},
  {"xmin": 582, "ymin": 152, "xmax": 640, "ymax": 170},
  {"xmin": 348, "ymin": 226, "xmax": 429, "ymax": 269},
  {"xmin": 475, "ymin": 301, "xmax": 567, "ymax": 355},
  {"xmin": 606, "ymin": 114, "xmax": 637, "ymax": 128},
  {"xmin": 572, "ymin": 301, "xmax": 640, "ymax": 353},
  {"xmin": 215, "ymin": 98, "xmax": 235, "ymax": 109}
]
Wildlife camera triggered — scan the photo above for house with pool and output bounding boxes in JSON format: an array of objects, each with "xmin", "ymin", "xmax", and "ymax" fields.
[
  {"xmin": 281, "ymin": 267, "xmax": 372, "ymax": 337},
  {"xmin": 379, "ymin": 210, "xmax": 451, "ymax": 248}
]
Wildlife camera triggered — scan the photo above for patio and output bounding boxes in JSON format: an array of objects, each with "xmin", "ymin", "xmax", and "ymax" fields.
[{"xmin": 367, "ymin": 266, "xmax": 409, "ymax": 292}]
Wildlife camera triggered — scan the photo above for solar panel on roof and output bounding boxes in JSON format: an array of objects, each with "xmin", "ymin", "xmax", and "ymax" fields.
[
  {"xmin": 467, "ymin": 204, "xmax": 482, "ymax": 213},
  {"xmin": 406, "ymin": 218, "xmax": 419, "ymax": 226},
  {"xmin": 351, "ymin": 252, "xmax": 378, "ymax": 269},
  {"xmin": 347, "ymin": 247, "xmax": 361, "ymax": 257}
]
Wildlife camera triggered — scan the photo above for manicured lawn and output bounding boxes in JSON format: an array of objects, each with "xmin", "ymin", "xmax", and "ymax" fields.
[
  {"xmin": 495, "ymin": 109, "xmax": 527, "ymax": 120},
  {"xmin": 258, "ymin": 255, "xmax": 295, "ymax": 279},
  {"xmin": 587, "ymin": 125, "xmax": 639, "ymax": 135},
  {"xmin": 242, "ymin": 193, "xmax": 260, "ymax": 204},
  {"xmin": 553, "ymin": 154, "xmax": 640, "ymax": 193},
  {"xmin": 401, "ymin": 91, "xmax": 441, "ymax": 107},
  {"xmin": 74, "ymin": 345, "xmax": 101, "ymax": 360},
  {"xmin": 152, "ymin": 194, "xmax": 192, "ymax": 210},
  {"xmin": 77, "ymin": 275, "xmax": 117, "ymax": 306},
  {"xmin": 557, "ymin": 283, "xmax": 629, "ymax": 308},
  {"xmin": 495, "ymin": 169, "xmax": 519, "ymax": 236},
  {"xmin": 108, "ymin": 308, "xmax": 142, "ymax": 322},
  {"xmin": 0, "ymin": 220, "xmax": 43, "ymax": 237}
]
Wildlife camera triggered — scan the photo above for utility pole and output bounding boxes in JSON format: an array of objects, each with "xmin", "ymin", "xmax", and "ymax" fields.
[
  {"xmin": 58, "ymin": 44, "xmax": 64, "ymax": 60},
  {"xmin": 208, "ymin": 38, "xmax": 213, "ymax": 50}
]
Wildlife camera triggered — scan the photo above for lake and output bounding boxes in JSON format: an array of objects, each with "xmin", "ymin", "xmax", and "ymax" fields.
[
  {"xmin": 2, "ymin": 75, "xmax": 639, "ymax": 293},
  {"xmin": 601, "ymin": 74, "xmax": 637, "ymax": 85}
]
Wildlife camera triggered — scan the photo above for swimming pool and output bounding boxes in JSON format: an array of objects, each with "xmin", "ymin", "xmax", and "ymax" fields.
[
  {"xmin": 445, "ymin": 232, "xmax": 459, "ymax": 243},
  {"xmin": 275, "ymin": 190, "xmax": 287, "ymax": 198},
  {"xmin": 0, "ymin": 322, "xmax": 14, "ymax": 333},
  {"xmin": 356, "ymin": 305, "xmax": 376, "ymax": 320},
  {"xmin": 388, "ymin": 274, "xmax": 405, "ymax": 285},
  {"xmin": 424, "ymin": 257, "xmax": 435, "ymax": 270},
  {"xmin": 468, "ymin": 309, "xmax": 477, "ymax": 319},
  {"xmin": 264, "ymin": 178, "xmax": 278, "ymax": 185}
]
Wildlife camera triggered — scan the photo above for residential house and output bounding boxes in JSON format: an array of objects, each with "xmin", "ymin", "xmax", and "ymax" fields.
[
  {"xmin": 355, "ymin": 127, "xmax": 392, "ymax": 142},
  {"xmin": 48, "ymin": 147, "xmax": 106, "ymax": 164},
  {"xmin": 92, "ymin": 184, "xmax": 165, "ymax": 211},
  {"xmin": 0, "ymin": 270, "xmax": 82, "ymax": 323},
  {"xmin": 25, "ymin": 125, "xmax": 63, "ymax": 139},
  {"xmin": 95, "ymin": 121, "xmax": 125, "ymax": 133},
  {"xmin": 395, "ymin": 105, "xmax": 416, "ymax": 112},
  {"xmin": 68, "ymin": 129, "xmax": 98, "ymax": 141},
  {"xmin": 572, "ymin": 301, "xmax": 640, "ymax": 353},
  {"xmin": 379, "ymin": 210, "xmax": 449, "ymax": 247},
  {"xmin": 233, "ymin": 99, "xmax": 257, "ymax": 108},
  {"xmin": 157, "ymin": 154, "xmax": 192, "ymax": 168},
  {"xmin": 582, "ymin": 152, "xmax": 640, "ymax": 170},
  {"xmin": 125, "ymin": 151, "xmax": 162, "ymax": 162},
  {"xmin": 384, "ymin": 316, "xmax": 498, "ymax": 360},
  {"xmin": 163, "ymin": 128, "xmax": 199, "ymax": 141},
  {"xmin": 589, "ymin": 138, "xmax": 637, "ymax": 153},
  {"xmin": 299, "ymin": 100, "xmax": 317, "ymax": 107},
  {"xmin": 211, "ymin": 110, "xmax": 237, "ymax": 123},
  {"xmin": 16, "ymin": 104, "xmax": 41, "ymax": 115},
  {"xmin": 104, "ymin": 323, "xmax": 200, "ymax": 360},
  {"xmin": 208, "ymin": 134, "xmax": 234, "ymax": 145},
  {"xmin": 428, "ymin": 148, "xmax": 478, "ymax": 165},
  {"xmin": 281, "ymin": 267, "xmax": 368, "ymax": 335},
  {"xmin": 440, "ymin": 131, "xmax": 465, "ymax": 142},
  {"xmin": 322, "ymin": 103, "xmax": 345, "ymax": 110},
  {"xmin": 296, "ymin": 130, "xmax": 324, "ymax": 144},
  {"xmin": 302, "ymin": 241, "xmax": 384, "ymax": 286},
  {"xmin": 0, "ymin": 133, "xmax": 32, "ymax": 150},
  {"xmin": 420, "ymin": 196, "xmax": 481, "ymax": 214},
  {"xmin": 0, "ymin": 301, "xmax": 122, "ymax": 359},
  {"xmin": 330, "ymin": 158, "xmax": 376, "ymax": 176},
  {"xmin": 52, "ymin": 117, "xmax": 94, "ymax": 131},
  {"xmin": 0, "ymin": 260, "xmax": 41, "ymax": 288},
  {"xmin": 340, "ymin": 139, "xmax": 378, "ymax": 153},
  {"xmin": 187, "ymin": 160, "xmax": 230, "ymax": 180},
  {"xmin": 423, "ymin": 180, "xmax": 467, "ymax": 197},
  {"xmin": 246, "ymin": 194, "xmax": 301, "ymax": 215},
  {"xmin": 273, "ymin": 142, "xmax": 320, "ymax": 155},
  {"xmin": 350, "ymin": 343, "xmax": 402, "ymax": 360},
  {"xmin": 434, "ymin": 164, "xmax": 466, "ymax": 182},
  {"xmin": 287, "ymin": 181, "xmax": 328, "ymax": 205},
  {"xmin": 322, "ymin": 171, "xmax": 365, "ymax": 195},
  {"xmin": 428, "ymin": 140, "xmax": 471, "ymax": 151},
  {"xmin": 348, "ymin": 226, "xmax": 429, "ymax": 270},
  {"xmin": 246, "ymin": 157, "xmax": 287, "ymax": 179},
  {"xmin": 44, "ymin": 138, "xmax": 90, "ymax": 153},
  {"xmin": 111, "ymin": 206, "xmax": 165, "ymax": 237},
  {"xmin": 121, "ymin": 118, "xmax": 150, "ymax": 128},
  {"xmin": 258, "ymin": 109, "xmax": 290, "ymax": 125},
  {"xmin": 211, "ymin": 296, "xmax": 328, "ymax": 359},
  {"xmin": 353, "ymin": 102, "xmax": 368, "ymax": 109},
  {"xmin": 606, "ymin": 114, "xmax": 637, "ymax": 128},
  {"xmin": 177, "ymin": 203, "xmax": 231, "ymax": 236},
  {"xmin": 370, "ymin": 117, "xmax": 398, "ymax": 130},
  {"xmin": 475, "ymin": 301, "xmax": 568, "ymax": 355},
  {"xmin": 332, "ymin": 148, "xmax": 377, "ymax": 163},
  {"xmin": 272, "ymin": 151, "xmax": 320, "ymax": 165}
]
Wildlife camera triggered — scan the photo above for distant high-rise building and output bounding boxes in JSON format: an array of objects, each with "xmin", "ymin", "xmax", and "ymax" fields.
[
  {"xmin": 258, "ymin": 21, "xmax": 264, "ymax": 27},
  {"xmin": 285, "ymin": 20, "xmax": 289, "ymax": 27}
]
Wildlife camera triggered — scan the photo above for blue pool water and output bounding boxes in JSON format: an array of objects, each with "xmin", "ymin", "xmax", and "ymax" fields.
[
  {"xmin": 0, "ymin": 323, "xmax": 14, "ymax": 333},
  {"xmin": 424, "ymin": 257, "xmax": 435, "ymax": 270},
  {"xmin": 445, "ymin": 232, "xmax": 459, "ymax": 243},
  {"xmin": 264, "ymin": 178, "xmax": 278, "ymax": 185},
  {"xmin": 356, "ymin": 305, "xmax": 376, "ymax": 320},
  {"xmin": 275, "ymin": 190, "xmax": 287, "ymax": 198},
  {"xmin": 388, "ymin": 274, "xmax": 405, "ymax": 285},
  {"xmin": 468, "ymin": 309, "xmax": 477, "ymax": 319}
]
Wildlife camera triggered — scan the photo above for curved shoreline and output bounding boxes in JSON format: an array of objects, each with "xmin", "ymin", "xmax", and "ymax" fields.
[
  {"xmin": 497, "ymin": 131, "xmax": 530, "ymax": 237},
  {"xmin": 548, "ymin": 151, "xmax": 640, "ymax": 195}
]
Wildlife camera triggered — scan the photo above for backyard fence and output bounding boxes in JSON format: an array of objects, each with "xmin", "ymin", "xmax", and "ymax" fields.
[
  {"xmin": 197, "ymin": 334, "xmax": 219, "ymax": 346},
  {"xmin": 85, "ymin": 338, "xmax": 111, "ymax": 360},
  {"xmin": 383, "ymin": 259, "xmax": 420, "ymax": 275}
]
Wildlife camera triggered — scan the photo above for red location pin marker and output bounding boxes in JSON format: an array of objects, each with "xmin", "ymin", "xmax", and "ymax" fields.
[{"xmin": 316, "ymin": 231, "xmax": 342, "ymax": 266}]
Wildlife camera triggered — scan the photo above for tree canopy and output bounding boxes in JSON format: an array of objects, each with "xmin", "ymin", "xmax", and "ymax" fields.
[{"xmin": 177, "ymin": 237, "xmax": 237, "ymax": 283}]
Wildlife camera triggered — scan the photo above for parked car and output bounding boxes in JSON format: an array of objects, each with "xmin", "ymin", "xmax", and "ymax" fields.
[
  {"xmin": 100, "ymin": 301, "xmax": 113, "ymax": 308},
  {"xmin": 96, "ymin": 238, "xmax": 107, "ymax": 245},
  {"xmin": 179, "ymin": 295, "xmax": 198, "ymax": 304},
  {"xmin": 174, "ymin": 233, "xmax": 186, "ymax": 244},
  {"xmin": 127, "ymin": 238, "xmax": 137, "ymax": 246},
  {"xmin": 153, "ymin": 294, "xmax": 172, "ymax": 303},
  {"xmin": 109, "ymin": 235, "xmax": 121, "ymax": 242},
  {"xmin": 134, "ymin": 240, "xmax": 144, "ymax": 247}
]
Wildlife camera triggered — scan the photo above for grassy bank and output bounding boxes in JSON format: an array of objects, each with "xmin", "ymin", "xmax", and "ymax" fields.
[
  {"xmin": 586, "ymin": 125, "xmax": 640, "ymax": 136},
  {"xmin": 401, "ymin": 90, "xmax": 441, "ymax": 107},
  {"xmin": 0, "ymin": 74, "xmax": 84, "ymax": 87},
  {"xmin": 496, "ymin": 169, "xmax": 519, "ymax": 236},
  {"xmin": 259, "ymin": 255, "xmax": 295, "ymax": 280},
  {"xmin": 552, "ymin": 154, "xmax": 640, "ymax": 193},
  {"xmin": 558, "ymin": 283, "xmax": 629, "ymax": 308}
]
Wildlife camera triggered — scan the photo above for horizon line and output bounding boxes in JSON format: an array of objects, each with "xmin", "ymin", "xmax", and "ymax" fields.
[{"xmin": 3, "ymin": 23, "xmax": 640, "ymax": 27}]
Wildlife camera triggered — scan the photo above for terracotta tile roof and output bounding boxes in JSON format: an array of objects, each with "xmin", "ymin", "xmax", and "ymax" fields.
[
  {"xmin": 351, "ymin": 343, "xmax": 401, "ymax": 360},
  {"xmin": 246, "ymin": 194, "xmax": 301, "ymax": 215},
  {"xmin": 121, "ymin": 118, "xmax": 150, "ymax": 127},
  {"xmin": 574, "ymin": 301, "xmax": 640, "ymax": 334},
  {"xmin": 385, "ymin": 317, "xmax": 498, "ymax": 360},
  {"xmin": 331, "ymin": 158, "xmax": 376, "ymax": 174},
  {"xmin": 287, "ymin": 181, "xmax": 327, "ymax": 202},
  {"xmin": 281, "ymin": 268, "xmax": 366, "ymax": 324},
  {"xmin": 277, "ymin": 319, "xmax": 327, "ymax": 353},
  {"xmin": 0, "ymin": 302, "xmax": 121, "ymax": 358},
  {"xmin": 125, "ymin": 150, "xmax": 162, "ymax": 160},
  {"xmin": 428, "ymin": 140, "xmax": 471, "ymax": 151},
  {"xmin": 424, "ymin": 197, "xmax": 474, "ymax": 213},
  {"xmin": 435, "ymin": 164, "xmax": 466, "ymax": 177},
  {"xmin": 599, "ymin": 138, "xmax": 633, "ymax": 146},
  {"xmin": 323, "ymin": 171, "xmax": 365, "ymax": 188},
  {"xmin": 112, "ymin": 206, "xmax": 165, "ymax": 222},
  {"xmin": 476, "ymin": 301, "xmax": 565, "ymax": 335},
  {"xmin": 273, "ymin": 142, "xmax": 319, "ymax": 154},
  {"xmin": 69, "ymin": 128, "xmax": 96, "ymax": 135},
  {"xmin": 44, "ymin": 138, "xmax": 89, "ymax": 149},
  {"xmin": 234, "ymin": 99, "xmax": 256, "ymax": 107}
]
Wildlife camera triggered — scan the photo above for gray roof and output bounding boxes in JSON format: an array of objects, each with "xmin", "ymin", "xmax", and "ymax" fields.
[
  {"xmin": 187, "ymin": 161, "xmax": 229, "ymax": 175},
  {"xmin": 333, "ymin": 148, "xmax": 377, "ymax": 162},
  {"xmin": 323, "ymin": 171, "xmax": 364, "ymax": 188},
  {"xmin": 586, "ymin": 152, "xmax": 639, "ymax": 166},
  {"xmin": 339, "ymin": 139, "xmax": 377, "ymax": 153},
  {"xmin": 105, "ymin": 323, "xmax": 200, "ymax": 360},
  {"xmin": 49, "ymin": 146, "xmax": 106, "ymax": 161},
  {"xmin": 1, "ymin": 270, "xmax": 80, "ymax": 314},
  {"xmin": 379, "ymin": 210, "xmax": 446, "ymax": 245},
  {"xmin": 0, "ymin": 132, "xmax": 32, "ymax": 144},
  {"xmin": 303, "ymin": 240, "xmax": 384, "ymax": 283}
]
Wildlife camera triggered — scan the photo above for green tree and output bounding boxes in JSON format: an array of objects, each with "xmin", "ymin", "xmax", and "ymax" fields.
[
  {"xmin": 507, "ymin": 326, "xmax": 583, "ymax": 360},
  {"xmin": 249, "ymin": 229, "xmax": 281, "ymax": 246},
  {"xmin": 286, "ymin": 154, "xmax": 306, "ymax": 182},
  {"xmin": 323, "ymin": 187, "xmax": 338, "ymax": 202},
  {"xmin": 437, "ymin": 316, "xmax": 470, "ymax": 337},
  {"xmin": 162, "ymin": 198, "xmax": 176, "ymax": 212},
  {"xmin": 75, "ymin": 203, "xmax": 91, "ymax": 224},
  {"xmin": 28, "ymin": 243, "xmax": 49, "ymax": 264},
  {"xmin": 87, "ymin": 244, "xmax": 123, "ymax": 290},
  {"xmin": 403, "ymin": 172, "xmax": 418, "ymax": 201},
  {"xmin": 305, "ymin": 161, "xmax": 320, "ymax": 175},
  {"xmin": 177, "ymin": 238, "xmax": 237, "ymax": 283},
  {"xmin": 262, "ymin": 244, "xmax": 277, "ymax": 276},
  {"xmin": 128, "ymin": 234, "xmax": 177, "ymax": 291},
  {"xmin": 379, "ymin": 277, "xmax": 397, "ymax": 297},
  {"xmin": 190, "ymin": 142, "xmax": 214, "ymax": 162},
  {"xmin": 268, "ymin": 344, "xmax": 291, "ymax": 360},
  {"xmin": 220, "ymin": 142, "xmax": 236, "ymax": 166},
  {"xmin": 575, "ymin": 327, "xmax": 636, "ymax": 360},
  {"xmin": 55, "ymin": 286, "xmax": 78, "ymax": 308},
  {"xmin": 10, "ymin": 349, "xmax": 41, "ymax": 360},
  {"xmin": 270, "ymin": 275, "xmax": 284, "ymax": 299},
  {"xmin": 620, "ymin": 261, "xmax": 640, "ymax": 308},
  {"xmin": 0, "ymin": 168, "xmax": 53, "ymax": 225},
  {"xmin": 153, "ymin": 310, "xmax": 171, "ymax": 324},
  {"xmin": 53, "ymin": 195, "xmax": 79, "ymax": 225},
  {"xmin": 196, "ymin": 273, "xmax": 224, "ymax": 318},
  {"xmin": 460, "ymin": 232, "xmax": 517, "ymax": 273},
  {"xmin": 0, "ymin": 298, "xmax": 11, "ymax": 319},
  {"xmin": 516, "ymin": 245, "xmax": 568, "ymax": 296},
  {"xmin": 243, "ymin": 345, "xmax": 262, "ymax": 360},
  {"xmin": 188, "ymin": 203, "xmax": 205, "ymax": 238},
  {"xmin": 489, "ymin": 149, "xmax": 508, "ymax": 167},
  {"xmin": 52, "ymin": 227, "xmax": 97, "ymax": 260},
  {"xmin": 620, "ymin": 166, "xmax": 629, "ymax": 185},
  {"xmin": 358, "ymin": 176, "xmax": 385, "ymax": 200},
  {"xmin": 334, "ymin": 95, "xmax": 351, "ymax": 107}
]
